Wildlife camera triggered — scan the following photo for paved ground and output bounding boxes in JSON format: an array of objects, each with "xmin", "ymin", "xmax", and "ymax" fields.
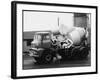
[{"xmin": 23, "ymin": 53, "xmax": 91, "ymax": 70}]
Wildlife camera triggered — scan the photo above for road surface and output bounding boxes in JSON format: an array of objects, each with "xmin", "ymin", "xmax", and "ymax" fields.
[{"xmin": 23, "ymin": 53, "xmax": 91, "ymax": 70}]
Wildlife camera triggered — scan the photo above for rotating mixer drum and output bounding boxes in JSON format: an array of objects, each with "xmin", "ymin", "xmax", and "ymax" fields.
[{"xmin": 67, "ymin": 27, "xmax": 86, "ymax": 45}]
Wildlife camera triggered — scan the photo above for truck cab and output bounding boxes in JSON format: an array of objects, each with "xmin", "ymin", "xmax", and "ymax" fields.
[
  {"xmin": 29, "ymin": 31, "xmax": 54, "ymax": 64},
  {"xmin": 31, "ymin": 31, "xmax": 52, "ymax": 48}
]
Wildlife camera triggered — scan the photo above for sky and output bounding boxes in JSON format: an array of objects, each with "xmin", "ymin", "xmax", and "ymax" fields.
[{"xmin": 23, "ymin": 11, "xmax": 74, "ymax": 32}]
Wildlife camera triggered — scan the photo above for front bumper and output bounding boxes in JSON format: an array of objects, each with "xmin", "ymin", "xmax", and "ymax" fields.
[{"xmin": 29, "ymin": 48, "xmax": 44, "ymax": 57}]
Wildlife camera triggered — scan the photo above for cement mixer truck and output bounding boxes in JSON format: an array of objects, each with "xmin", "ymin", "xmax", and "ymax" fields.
[
  {"xmin": 58, "ymin": 27, "xmax": 90, "ymax": 60},
  {"xmin": 28, "ymin": 27, "xmax": 90, "ymax": 64}
]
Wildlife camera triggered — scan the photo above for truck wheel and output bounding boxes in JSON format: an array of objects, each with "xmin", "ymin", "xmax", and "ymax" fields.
[
  {"xmin": 41, "ymin": 50, "xmax": 53, "ymax": 64},
  {"xmin": 79, "ymin": 47, "xmax": 89, "ymax": 59},
  {"xmin": 71, "ymin": 47, "xmax": 80, "ymax": 59}
]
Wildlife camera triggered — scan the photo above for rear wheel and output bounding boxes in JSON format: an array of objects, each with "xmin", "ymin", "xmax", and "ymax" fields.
[
  {"xmin": 71, "ymin": 47, "xmax": 80, "ymax": 59},
  {"xmin": 71, "ymin": 46, "xmax": 89, "ymax": 59},
  {"xmin": 79, "ymin": 47, "xmax": 89, "ymax": 59}
]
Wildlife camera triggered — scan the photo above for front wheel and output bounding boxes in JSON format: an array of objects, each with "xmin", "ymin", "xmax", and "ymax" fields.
[{"xmin": 40, "ymin": 50, "xmax": 53, "ymax": 64}]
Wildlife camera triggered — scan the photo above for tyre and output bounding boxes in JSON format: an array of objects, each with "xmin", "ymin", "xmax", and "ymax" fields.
[
  {"xmin": 71, "ymin": 47, "xmax": 80, "ymax": 59},
  {"xmin": 79, "ymin": 47, "xmax": 89, "ymax": 59},
  {"xmin": 40, "ymin": 50, "xmax": 53, "ymax": 64},
  {"xmin": 71, "ymin": 46, "xmax": 89, "ymax": 59}
]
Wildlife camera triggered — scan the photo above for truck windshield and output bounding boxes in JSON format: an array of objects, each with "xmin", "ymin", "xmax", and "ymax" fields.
[
  {"xmin": 34, "ymin": 34, "xmax": 42, "ymax": 41},
  {"xmin": 43, "ymin": 35, "xmax": 50, "ymax": 40}
]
